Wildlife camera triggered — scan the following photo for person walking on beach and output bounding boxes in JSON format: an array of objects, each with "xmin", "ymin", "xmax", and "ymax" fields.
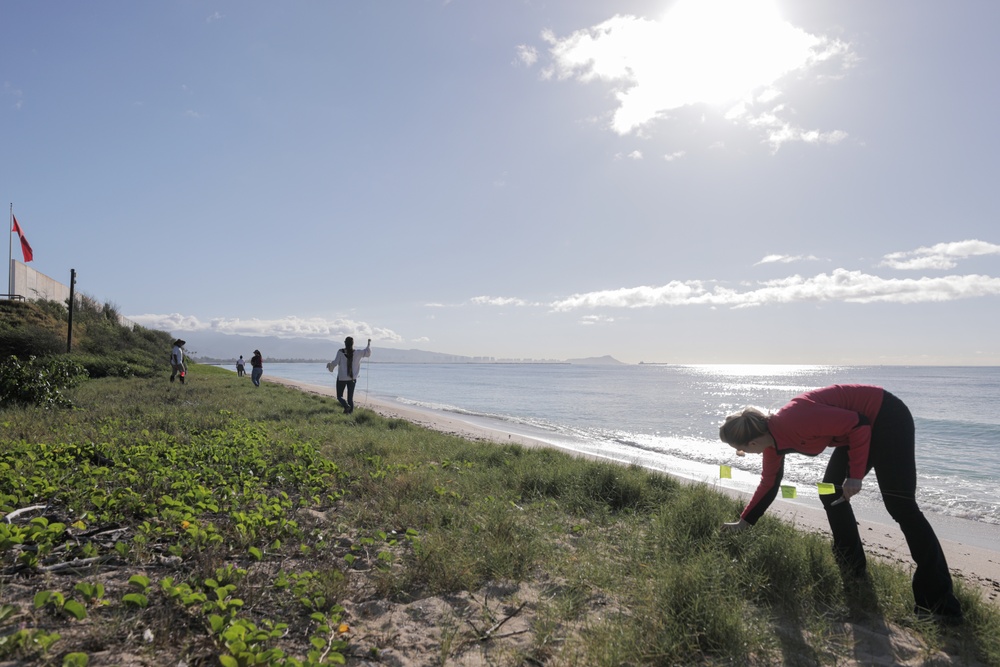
[
  {"xmin": 719, "ymin": 384, "xmax": 963, "ymax": 624},
  {"xmin": 236, "ymin": 355, "xmax": 246, "ymax": 377},
  {"xmin": 250, "ymin": 350, "xmax": 263, "ymax": 387},
  {"xmin": 170, "ymin": 339, "xmax": 187, "ymax": 384},
  {"xmin": 327, "ymin": 337, "xmax": 371, "ymax": 414}
]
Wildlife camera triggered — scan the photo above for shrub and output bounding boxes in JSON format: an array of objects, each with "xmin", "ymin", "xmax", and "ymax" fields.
[
  {"xmin": 32, "ymin": 299, "xmax": 69, "ymax": 321},
  {"xmin": 0, "ymin": 355, "xmax": 87, "ymax": 408},
  {"xmin": 66, "ymin": 351, "xmax": 172, "ymax": 379},
  {"xmin": 0, "ymin": 325, "xmax": 65, "ymax": 358}
]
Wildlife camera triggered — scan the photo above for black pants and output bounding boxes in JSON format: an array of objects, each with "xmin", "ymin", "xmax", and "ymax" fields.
[
  {"xmin": 821, "ymin": 392, "xmax": 961, "ymax": 616},
  {"xmin": 336, "ymin": 379, "xmax": 356, "ymax": 413}
]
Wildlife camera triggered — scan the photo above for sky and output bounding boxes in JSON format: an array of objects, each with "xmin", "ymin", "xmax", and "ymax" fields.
[{"xmin": 3, "ymin": 0, "xmax": 1000, "ymax": 365}]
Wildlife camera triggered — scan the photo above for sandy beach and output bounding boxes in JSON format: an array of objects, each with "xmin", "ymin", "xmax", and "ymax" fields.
[{"xmin": 266, "ymin": 375, "xmax": 1000, "ymax": 606}]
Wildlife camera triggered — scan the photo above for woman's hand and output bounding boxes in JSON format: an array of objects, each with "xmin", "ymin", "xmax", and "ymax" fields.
[
  {"xmin": 842, "ymin": 478, "xmax": 863, "ymax": 500},
  {"xmin": 721, "ymin": 519, "xmax": 750, "ymax": 533}
]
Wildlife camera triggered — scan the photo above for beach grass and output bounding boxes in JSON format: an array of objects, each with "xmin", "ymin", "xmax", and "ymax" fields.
[{"xmin": 2, "ymin": 365, "xmax": 999, "ymax": 665}]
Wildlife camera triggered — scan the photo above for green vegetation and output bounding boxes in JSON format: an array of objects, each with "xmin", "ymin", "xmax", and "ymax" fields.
[
  {"xmin": 0, "ymin": 356, "xmax": 87, "ymax": 408},
  {"xmin": 0, "ymin": 365, "xmax": 997, "ymax": 665},
  {"xmin": 0, "ymin": 297, "xmax": 174, "ymax": 382}
]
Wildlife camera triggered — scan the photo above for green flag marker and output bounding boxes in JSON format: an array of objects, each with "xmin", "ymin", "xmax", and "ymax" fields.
[
  {"xmin": 720, "ymin": 465, "xmax": 732, "ymax": 479},
  {"xmin": 817, "ymin": 483, "xmax": 836, "ymax": 495},
  {"xmin": 781, "ymin": 485, "xmax": 796, "ymax": 498}
]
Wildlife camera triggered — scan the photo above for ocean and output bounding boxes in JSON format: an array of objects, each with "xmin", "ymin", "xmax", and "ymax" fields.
[{"xmin": 253, "ymin": 362, "xmax": 1000, "ymax": 532}]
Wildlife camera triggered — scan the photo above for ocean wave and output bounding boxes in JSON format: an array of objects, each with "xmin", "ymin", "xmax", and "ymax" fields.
[
  {"xmin": 267, "ymin": 362, "xmax": 1000, "ymax": 528},
  {"xmin": 393, "ymin": 396, "xmax": 564, "ymax": 434}
]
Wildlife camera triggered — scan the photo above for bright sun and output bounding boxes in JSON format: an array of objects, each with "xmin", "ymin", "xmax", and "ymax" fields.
[
  {"xmin": 655, "ymin": 0, "xmax": 819, "ymax": 106},
  {"xmin": 545, "ymin": 0, "xmax": 831, "ymax": 134}
]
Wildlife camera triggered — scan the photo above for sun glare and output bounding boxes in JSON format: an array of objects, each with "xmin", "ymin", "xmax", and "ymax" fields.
[
  {"xmin": 659, "ymin": 0, "xmax": 819, "ymax": 105},
  {"xmin": 546, "ymin": 0, "xmax": 831, "ymax": 134}
]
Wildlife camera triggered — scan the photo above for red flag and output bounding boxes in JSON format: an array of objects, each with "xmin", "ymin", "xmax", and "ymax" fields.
[{"xmin": 11, "ymin": 214, "xmax": 33, "ymax": 262}]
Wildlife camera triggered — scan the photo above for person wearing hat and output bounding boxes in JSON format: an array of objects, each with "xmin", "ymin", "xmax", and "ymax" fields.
[{"xmin": 170, "ymin": 339, "xmax": 187, "ymax": 384}]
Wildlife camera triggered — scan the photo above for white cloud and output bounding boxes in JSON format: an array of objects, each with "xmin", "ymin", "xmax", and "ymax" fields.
[
  {"xmin": 664, "ymin": 150, "xmax": 686, "ymax": 161},
  {"xmin": 549, "ymin": 270, "xmax": 1000, "ymax": 311},
  {"xmin": 206, "ymin": 12, "xmax": 224, "ymax": 23},
  {"xmin": 537, "ymin": 0, "xmax": 852, "ymax": 145},
  {"xmin": 470, "ymin": 296, "xmax": 530, "ymax": 307},
  {"xmin": 130, "ymin": 312, "xmax": 203, "ymax": 331},
  {"xmin": 580, "ymin": 314, "xmax": 615, "ymax": 325},
  {"xmin": 127, "ymin": 313, "xmax": 402, "ymax": 342},
  {"xmin": 755, "ymin": 254, "xmax": 821, "ymax": 265},
  {"xmin": 881, "ymin": 240, "xmax": 1000, "ymax": 270},
  {"xmin": 514, "ymin": 44, "xmax": 538, "ymax": 67},
  {"xmin": 4, "ymin": 82, "xmax": 23, "ymax": 110}
]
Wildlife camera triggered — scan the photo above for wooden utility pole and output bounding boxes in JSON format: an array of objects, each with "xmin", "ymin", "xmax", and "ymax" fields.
[{"xmin": 67, "ymin": 269, "xmax": 76, "ymax": 352}]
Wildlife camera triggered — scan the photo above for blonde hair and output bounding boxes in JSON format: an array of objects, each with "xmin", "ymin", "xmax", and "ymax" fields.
[{"xmin": 719, "ymin": 408, "xmax": 769, "ymax": 448}]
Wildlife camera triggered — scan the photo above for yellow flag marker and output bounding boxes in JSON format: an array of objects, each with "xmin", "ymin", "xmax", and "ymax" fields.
[
  {"xmin": 780, "ymin": 485, "xmax": 796, "ymax": 498},
  {"xmin": 817, "ymin": 483, "xmax": 836, "ymax": 495},
  {"xmin": 720, "ymin": 465, "xmax": 732, "ymax": 479}
]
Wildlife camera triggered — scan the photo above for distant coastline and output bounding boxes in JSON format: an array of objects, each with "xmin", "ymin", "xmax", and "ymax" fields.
[
  {"xmin": 199, "ymin": 358, "xmax": 572, "ymax": 365},
  {"xmin": 172, "ymin": 330, "xmax": 628, "ymax": 366}
]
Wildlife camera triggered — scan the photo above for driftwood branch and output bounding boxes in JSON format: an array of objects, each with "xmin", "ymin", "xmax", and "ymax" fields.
[
  {"xmin": 37, "ymin": 555, "xmax": 116, "ymax": 573},
  {"xmin": 3, "ymin": 504, "xmax": 48, "ymax": 523},
  {"xmin": 466, "ymin": 600, "xmax": 529, "ymax": 641}
]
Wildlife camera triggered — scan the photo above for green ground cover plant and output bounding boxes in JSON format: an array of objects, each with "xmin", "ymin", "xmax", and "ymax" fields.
[{"xmin": 0, "ymin": 365, "xmax": 998, "ymax": 665}]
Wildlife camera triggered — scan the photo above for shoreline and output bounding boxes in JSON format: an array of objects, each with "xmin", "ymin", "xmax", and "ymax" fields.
[{"xmin": 264, "ymin": 374, "xmax": 1000, "ymax": 605}]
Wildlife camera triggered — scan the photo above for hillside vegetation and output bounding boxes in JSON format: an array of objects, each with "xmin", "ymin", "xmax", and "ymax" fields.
[{"xmin": 0, "ymin": 297, "xmax": 175, "ymax": 382}]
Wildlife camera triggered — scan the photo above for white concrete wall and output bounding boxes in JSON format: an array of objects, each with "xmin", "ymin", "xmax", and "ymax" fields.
[
  {"xmin": 8, "ymin": 259, "xmax": 138, "ymax": 329},
  {"xmin": 9, "ymin": 260, "xmax": 71, "ymax": 303}
]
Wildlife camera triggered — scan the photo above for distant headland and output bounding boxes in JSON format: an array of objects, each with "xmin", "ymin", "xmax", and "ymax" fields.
[{"xmin": 185, "ymin": 331, "xmax": 625, "ymax": 366}]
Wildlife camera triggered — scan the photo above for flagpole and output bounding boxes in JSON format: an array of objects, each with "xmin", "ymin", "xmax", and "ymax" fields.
[{"xmin": 8, "ymin": 203, "xmax": 12, "ymax": 297}]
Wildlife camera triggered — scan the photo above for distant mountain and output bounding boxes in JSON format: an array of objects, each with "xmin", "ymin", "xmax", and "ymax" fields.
[
  {"xmin": 565, "ymin": 355, "xmax": 625, "ymax": 365},
  {"xmin": 178, "ymin": 331, "xmax": 473, "ymax": 363},
  {"xmin": 177, "ymin": 331, "xmax": 338, "ymax": 361},
  {"xmin": 177, "ymin": 330, "xmax": 623, "ymax": 365}
]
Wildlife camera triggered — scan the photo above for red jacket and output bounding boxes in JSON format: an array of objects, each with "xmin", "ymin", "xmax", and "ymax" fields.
[{"xmin": 741, "ymin": 384, "xmax": 884, "ymax": 524}]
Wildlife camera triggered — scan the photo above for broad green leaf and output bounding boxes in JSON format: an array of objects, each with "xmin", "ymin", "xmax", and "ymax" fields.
[
  {"xmin": 62, "ymin": 652, "xmax": 90, "ymax": 667},
  {"xmin": 63, "ymin": 599, "xmax": 87, "ymax": 620},
  {"xmin": 209, "ymin": 614, "xmax": 226, "ymax": 634},
  {"xmin": 122, "ymin": 593, "xmax": 148, "ymax": 608}
]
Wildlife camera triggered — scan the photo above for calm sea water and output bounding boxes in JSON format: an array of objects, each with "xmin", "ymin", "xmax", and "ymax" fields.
[{"xmin": 255, "ymin": 362, "xmax": 1000, "ymax": 527}]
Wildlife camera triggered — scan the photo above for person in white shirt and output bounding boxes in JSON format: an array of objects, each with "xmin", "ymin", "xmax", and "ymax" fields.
[
  {"xmin": 327, "ymin": 337, "xmax": 371, "ymax": 414},
  {"xmin": 170, "ymin": 339, "xmax": 187, "ymax": 384},
  {"xmin": 236, "ymin": 355, "xmax": 246, "ymax": 377}
]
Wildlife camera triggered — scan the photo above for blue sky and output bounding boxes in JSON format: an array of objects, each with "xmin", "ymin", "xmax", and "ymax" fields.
[{"xmin": 4, "ymin": 0, "xmax": 1000, "ymax": 365}]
